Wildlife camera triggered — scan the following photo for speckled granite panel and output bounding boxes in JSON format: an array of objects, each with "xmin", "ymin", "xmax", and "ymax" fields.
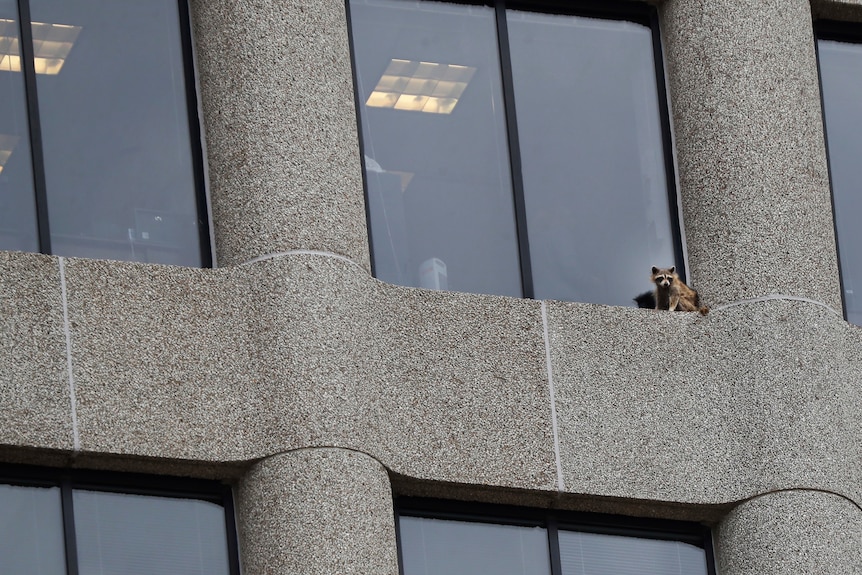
[
  {"xmin": 61, "ymin": 257, "xmax": 261, "ymax": 459},
  {"xmin": 549, "ymin": 298, "xmax": 862, "ymax": 506},
  {"xmin": 189, "ymin": 0, "xmax": 370, "ymax": 268},
  {"xmin": 63, "ymin": 253, "xmax": 557, "ymax": 491},
  {"xmin": 247, "ymin": 255, "xmax": 557, "ymax": 490},
  {"xmin": 236, "ymin": 449, "xmax": 398, "ymax": 575},
  {"xmin": 660, "ymin": 0, "xmax": 841, "ymax": 308},
  {"xmin": 0, "ymin": 252, "xmax": 73, "ymax": 450},
  {"xmin": 716, "ymin": 490, "xmax": 862, "ymax": 575}
]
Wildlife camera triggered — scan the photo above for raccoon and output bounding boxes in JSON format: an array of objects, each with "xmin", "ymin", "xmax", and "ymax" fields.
[{"xmin": 650, "ymin": 266, "xmax": 709, "ymax": 315}]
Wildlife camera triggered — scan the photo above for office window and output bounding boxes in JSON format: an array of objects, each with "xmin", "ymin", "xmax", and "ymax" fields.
[
  {"xmin": 0, "ymin": 466, "xmax": 239, "ymax": 574},
  {"xmin": 0, "ymin": 0, "xmax": 210, "ymax": 266},
  {"xmin": 817, "ymin": 22, "xmax": 862, "ymax": 325},
  {"xmin": 397, "ymin": 499, "xmax": 715, "ymax": 575},
  {"xmin": 348, "ymin": 0, "xmax": 683, "ymax": 305}
]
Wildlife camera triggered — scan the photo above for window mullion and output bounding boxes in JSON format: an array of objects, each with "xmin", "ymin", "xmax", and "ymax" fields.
[
  {"xmin": 15, "ymin": 0, "xmax": 51, "ymax": 254},
  {"xmin": 60, "ymin": 478, "xmax": 79, "ymax": 575},
  {"xmin": 494, "ymin": 0, "xmax": 535, "ymax": 299},
  {"xmin": 547, "ymin": 516, "xmax": 564, "ymax": 575}
]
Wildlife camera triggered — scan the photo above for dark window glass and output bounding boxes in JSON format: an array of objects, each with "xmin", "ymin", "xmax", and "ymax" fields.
[
  {"xmin": 74, "ymin": 490, "xmax": 231, "ymax": 575},
  {"xmin": 397, "ymin": 501, "xmax": 714, "ymax": 575},
  {"xmin": 349, "ymin": 0, "xmax": 682, "ymax": 305},
  {"xmin": 0, "ymin": 0, "xmax": 209, "ymax": 266},
  {"xmin": 0, "ymin": 467, "xmax": 238, "ymax": 575},
  {"xmin": 350, "ymin": 0, "xmax": 523, "ymax": 297},
  {"xmin": 0, "ymin": 484, "xmax": 66, "ymax": 574},
  {"xmin": 507, "ymin": 12, "xmax": 677, "ymax": 303},
  {"xmin": 818, "ymin": 30, "xmax": 862, "ymax": 325},
  {"xmin": 399, "ymin": 516, "xmax": 551, "ymax": 575},
  {"xmin": 0, "ymin": 1, "xmax": 40, "ymax": 252},
  {"xmin": 558, "ymin": 530, "xmax": 708, "ymax": 575}
]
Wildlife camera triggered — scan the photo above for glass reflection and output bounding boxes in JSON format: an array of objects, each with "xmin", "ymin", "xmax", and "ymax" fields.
[
  {"xmin": 0, "ymin": 484, "xmax": 66, "ymax": 574},
  {"xmin": 0, "ymin": 1, "xmax": 39, "ymax": 253},
  {"xmin": 350, "ymin": 0, "xmax": 523, "ymax": 297},
  {"xmin": 507, "ymin": 12, "xmax": 677, "ymax": 305},
  {"xmin": 73, "ymin": 490, "xmax": 231, "ymax": 575},
  {"xmin": 399, "ymin": 516, "xmax": 552, "ymax": 575},
  {"xmin": 559, "ymin": 530, "xmax": 708, "ymax": 575},
  {"xmin": 30, "ymin": 0, "xmax": 203, "ymax": 265},
  {"xmin": 819, "ymin": 39, "xmax": 862, "ymax": 326}
]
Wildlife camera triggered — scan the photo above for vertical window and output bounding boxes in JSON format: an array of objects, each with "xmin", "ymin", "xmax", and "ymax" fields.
[
  {"xmin": 817, "ymin": 23, "xmax": 862, "ymax": 325},
  {"xmin": 348, "ymin": 0, "xmax": 682, "ymax": 305},
  {"xmin": 0, "ymin": 0, "xmax": 210, "ymax": 266},
  {"xmin": 397, "ymin": 500, "xmax": 715, "ymax": 575},
  {"xmin": 0, "ymin": 467, "xmax": 239, "ymax": 575}
]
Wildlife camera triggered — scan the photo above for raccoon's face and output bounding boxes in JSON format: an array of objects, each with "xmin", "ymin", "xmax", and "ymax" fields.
[
  {"xmin": 654, "ymin": 274, "xmax": 673, "ymax": 288},
  {"xmin": 651, "ymin": 266, "xmax": 676, "ymax": 288}
]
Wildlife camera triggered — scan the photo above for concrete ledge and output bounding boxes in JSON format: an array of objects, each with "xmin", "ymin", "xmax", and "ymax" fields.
[
  {"xmin": 2, "ymin": 252, "xmax": 861, "ymax": 510},
  {"xmin": 549, "ymin": 298, "xmax": 861, "ymax": 506}
]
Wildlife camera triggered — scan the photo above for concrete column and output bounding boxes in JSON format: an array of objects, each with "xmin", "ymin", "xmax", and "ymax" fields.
[
  {"xmin": 715, "ymin": 490, "xmax": 862, "ymax": 574},
  {"xmin": 660, "ymin": 0, "xmax": 841, "ymax": 308},
  {"xmin": 235, "ymin": 448, "xmax": 399, "ymax": 575},
  {"xmin": 188, "ymin": 0, "xmax": 371, "ymax": 268}
]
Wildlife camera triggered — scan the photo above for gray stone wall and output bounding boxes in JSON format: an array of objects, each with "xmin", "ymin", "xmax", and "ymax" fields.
[{"xmin": 2, "ymin": 0, "xmax": 862, "ymax": 573}]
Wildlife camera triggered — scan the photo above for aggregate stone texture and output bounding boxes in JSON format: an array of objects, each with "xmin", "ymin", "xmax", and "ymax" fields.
[
  {"xmin": 11, "ymin": 249, "xmax": 862, "ymax": 508},
  {"xmin": 548, "ymin": 298, "xmax": 862, "ymax": 507},
  {"xmin": 60, "ymin": 258, "xmax": 260, "ymax": 458},
  {"xmin": 0, "ymin": 252, "xmax": 73, "ymax": 450},
  {"xmin": 61, "ymin": 254, "xmax": 558, "ymax": 491},
  {"xmin": 715, "ymin": 490, "xmax": 862, "ymax": 575},
  {"xmin": 189, "ymin": 0, "xmax": 370, "ymax": 268},
  {"xmin": 236, "ymin": 449, "xmax": 399, "ymax": 575},
  {"xmin": 660, "ymin": 0, "xmax": 842, "ymax": 309}
]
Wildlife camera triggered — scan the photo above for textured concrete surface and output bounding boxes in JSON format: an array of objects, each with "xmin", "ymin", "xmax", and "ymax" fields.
[
  {"xmin": 716, "ymin": 490, "xmax": 862, "ymax": 574},
  {"xmin": 236, "ymin": 448, "xmax": 398, "ymax": 575},
  {"xmin": 3, "ymin": 250, "xmax": 860, "ymax": 511},
  {"xmin": 61, "ymin": 258, "xmax": 261, "ymax": 459},
  {"xmin": 0, "ymin": 252, "xmax": 73, "ymax": 450},
  {"xmin": 549, "ymin": 298, "xmax": 862, "ymax": 506},
  {"xmin": 660, "ymin": 0, "xmax": 842, "ymax": 309},
  {"xmin": 61, "ymin": 254, "xmax": 557, "ymax": 491},
  {"xmin": 189, "ymin": 0, "xmax": 370, "ymax": 268}
]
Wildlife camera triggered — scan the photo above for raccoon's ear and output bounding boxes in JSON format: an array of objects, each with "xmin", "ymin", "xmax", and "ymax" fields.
[
  {"xmin": 651, "ymin": 266, "xmax": 658, "ymax": 274},
  {"xmin": 669, "ymin": 266, "xmax": 675, "ymax": 273}
]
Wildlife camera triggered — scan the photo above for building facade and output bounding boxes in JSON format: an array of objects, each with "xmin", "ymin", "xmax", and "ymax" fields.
[{"xmin": 2, "ymin": 0, "xmax": 862, "ymax": 573}]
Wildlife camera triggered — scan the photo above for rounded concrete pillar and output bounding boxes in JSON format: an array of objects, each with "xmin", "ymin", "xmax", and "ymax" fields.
[
  {"xmin": 189, "ymin": 0, "xmax": 371, "ymax": 267},
  {"xmin": 660, "ymin": 0, "xmax": 841, "ymax": 308},
  {"xmin": 236, "ymin": 448, "xmax": 399, "ymax": 575},
  {"xmin": 715, "ymin": 490, "xmax": 862, "ymax": 574}
]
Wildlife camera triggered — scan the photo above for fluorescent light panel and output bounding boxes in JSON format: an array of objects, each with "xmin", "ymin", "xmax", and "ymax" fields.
[
  {"xmin": 0, "ymin": 18, "xmax": 82, "ymax": 75},
  {"xmin": 367, "ymin": 58, "xmax": 476, "ymax": 114}
]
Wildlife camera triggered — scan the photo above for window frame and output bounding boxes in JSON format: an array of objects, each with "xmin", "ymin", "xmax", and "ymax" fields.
[
  {"xmin": 814, "ymin": 19, "xmax": 862, "ymax": 323},
  {"xmin": 8, "ymin": 0, "xmax": 213, "ymax": 267},
  {"xmin": 0, "ymin": 464, "xmax": 240, "ymax": 575},
  {"xmin": 346, "ymin": 0, "xmax": 687, "ymax": 300},
  {"xmin": 394, "ymin": 497, "xmax": 716, "ymax": 575}
]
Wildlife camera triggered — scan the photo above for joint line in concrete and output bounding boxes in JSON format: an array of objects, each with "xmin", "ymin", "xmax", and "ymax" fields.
[
  {"xmin": 541, "ymin": 301, "xmax": 565, "ymax": 492},
  {"xmin": 58, "ymin": 257, "xmax": 80, "ymax": 451}
]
